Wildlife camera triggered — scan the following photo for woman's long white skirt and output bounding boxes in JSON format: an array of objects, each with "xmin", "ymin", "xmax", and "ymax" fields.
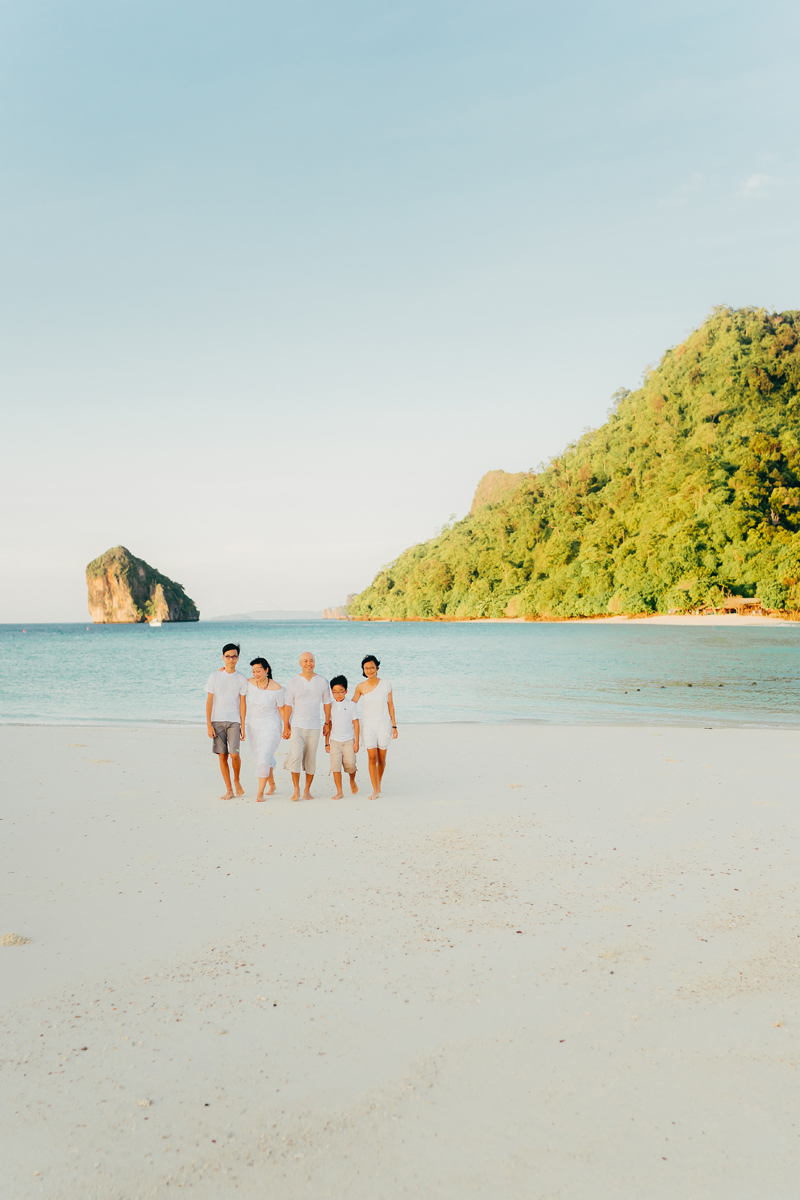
[{"xmin": 247, "ymin": 716, "xmax": 282, "ymax": 779}]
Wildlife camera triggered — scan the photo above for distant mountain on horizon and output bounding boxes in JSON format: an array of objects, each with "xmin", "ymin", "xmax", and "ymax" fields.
[{"xmin": 204, "ymin": 609, "xmax": 322, "ymax": 622}]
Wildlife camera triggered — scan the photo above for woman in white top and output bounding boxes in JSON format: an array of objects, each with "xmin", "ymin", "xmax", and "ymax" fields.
[
  {"xmin": 351, "ymin": 654, "xmax": 397, "ymax": 799},
  {"xmin": 246, "ymin": 657, "xmax": 288, "ymax": 801}
]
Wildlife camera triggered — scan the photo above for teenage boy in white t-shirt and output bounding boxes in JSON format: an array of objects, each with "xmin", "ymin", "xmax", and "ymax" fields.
[
  {"xmin": 205, "ymin": 642, "xmax": 247, "ymax": 800},
  {"xmin": 325, "ymin": 675, "xmax": 359, "ymax": 799}
]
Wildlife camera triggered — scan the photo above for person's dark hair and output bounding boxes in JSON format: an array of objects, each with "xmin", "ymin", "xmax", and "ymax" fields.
[
  {"xmin": 250, "ymin": 657, "xmax": 272, "ymax": 679},
  {"xmin": 222, "ymin": 642, "xmax": 240, "ymax": 656},
  {"xmin": 330, "ymin": 674, "xmax": 348, "ymax": 690},
  {"xmin": 361, "ymin": 654, "xmax": 380, "ymax": 677}
]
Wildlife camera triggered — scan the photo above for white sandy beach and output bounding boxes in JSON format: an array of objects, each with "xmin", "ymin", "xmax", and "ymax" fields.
[
  {"xmin": 369, "ymin": 613, "xmax": 797, "ymax": 626},
  {"xmin": 588, "ymin": 613, "xmax": 798, "ymax": 626},
  {"xmin": 3, "ymin": 722, "xmax": 800, "ymax": 1199}
]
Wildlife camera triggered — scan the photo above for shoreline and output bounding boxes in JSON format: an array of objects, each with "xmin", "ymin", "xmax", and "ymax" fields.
[
  {"xmin": 3, "ymin": 613, "xmax": 797, "ymax": 627},
  {"xmin": 5, "ymin": 714, "xmax": 800, "ymax": 731},
  {"xmin": 356, "ymin": 612, "xmax": 798, "ymax": 626}
]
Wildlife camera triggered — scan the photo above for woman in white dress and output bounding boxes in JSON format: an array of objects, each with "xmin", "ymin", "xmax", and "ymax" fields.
[
  {"xmin": 351, "ymin": 654, "xmax": 397, "ymax": 799},
  {"xmin": 246, "ymin": 657, "xmax": 288, "ymax": 801}
]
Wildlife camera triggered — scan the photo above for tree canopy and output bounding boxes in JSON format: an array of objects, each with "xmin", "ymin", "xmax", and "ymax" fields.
[{"xmin": 349, "ymin": 307, "xmax": 800, "ymax": 620}]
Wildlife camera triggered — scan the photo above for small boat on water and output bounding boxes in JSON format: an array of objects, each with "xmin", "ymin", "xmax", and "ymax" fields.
[{"xmin": 148, "ymin": 618, "xmax": 162, "ymax": 627}]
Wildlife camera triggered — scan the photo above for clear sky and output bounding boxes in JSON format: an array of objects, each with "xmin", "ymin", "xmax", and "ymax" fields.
[{"xmin": 2, "ymin": 0, "xmax": 799, "ymax": 621}]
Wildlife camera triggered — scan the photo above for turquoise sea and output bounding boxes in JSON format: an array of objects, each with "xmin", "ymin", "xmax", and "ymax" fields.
[{"xmin": 2, "ymin": 620, "xmax": 800, "ymax": 728}]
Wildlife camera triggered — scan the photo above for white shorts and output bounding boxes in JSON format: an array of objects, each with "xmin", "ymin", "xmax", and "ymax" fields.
[{"xmin": 363, "ymin": 725, "xmax": 392, "ymax": 750}]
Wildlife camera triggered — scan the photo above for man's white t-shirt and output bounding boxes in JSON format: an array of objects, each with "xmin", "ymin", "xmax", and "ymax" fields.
[
  {"xmin": 206, "ymin": 670, "xmax": 248, "ymax": 723},
  {"xmin": 284, "ymin": 674, "xmax": 332, "ymax": 730},
  {"xmin": 329, "ymin": 698, "xmax": 358, "ymax": 742}
]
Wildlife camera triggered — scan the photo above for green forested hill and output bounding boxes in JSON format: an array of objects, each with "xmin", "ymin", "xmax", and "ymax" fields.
[{"xmin": 350, "ymin": 307, "xmax": 800, "ymax": 619}]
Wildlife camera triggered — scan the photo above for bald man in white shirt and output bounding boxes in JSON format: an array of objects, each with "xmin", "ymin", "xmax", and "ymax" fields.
[{"xmin": 282, "ymin": 651, "xmax": 332, "ymax": 800}]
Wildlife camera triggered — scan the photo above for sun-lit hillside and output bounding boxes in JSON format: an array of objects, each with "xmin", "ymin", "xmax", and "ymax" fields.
[{"xmin": 350, "ymin": 307, "xmax": 800, "ymax": 619}]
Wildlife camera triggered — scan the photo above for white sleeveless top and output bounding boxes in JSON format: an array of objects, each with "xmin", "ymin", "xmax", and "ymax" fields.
[
  {"xmin": 246, "ymin": 682, "xmax": 286, "ymax": 720},
  {"xmin": 359, "ymin": 678, "xmax": 392, "ymax": 729}
]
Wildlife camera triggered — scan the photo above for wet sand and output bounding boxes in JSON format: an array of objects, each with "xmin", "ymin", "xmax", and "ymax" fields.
[{"xmin": 2, "ymin": 723, "xmax": 799, "ymax": 1198}]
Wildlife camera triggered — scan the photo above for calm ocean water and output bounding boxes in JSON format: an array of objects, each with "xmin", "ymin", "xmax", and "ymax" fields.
[{"xmin": 1, "ymin": 620, "xmax": 800, "ymax": 728}]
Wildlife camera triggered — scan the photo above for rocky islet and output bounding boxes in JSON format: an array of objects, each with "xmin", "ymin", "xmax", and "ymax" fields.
[{"xmin": 85, "ymin": 546, "xmax": 200, "ymax": 623}]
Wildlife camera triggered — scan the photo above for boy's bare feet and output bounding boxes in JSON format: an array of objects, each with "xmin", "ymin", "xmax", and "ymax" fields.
[
  {"xmin": 331, "ymin": 790, "xmax": 344, "ymax": 800},
  {"xmin": 368, "ymin": 789, "xmax": 381, "ymax": 799},
  {"xmin": 349, "ymin": 776, "xmax": 359, "ymax": 794},
  {"xmin": 220, "ymin": 789, "xmax": 234, "ymax": 800},
  {"xmin": 234, "ymin": 784, "xmax": 245, "ymax": 797},
  {"xmin": 290, "ymin": 789, "xmax": 300, "ymax": 801},
  {"xmin": 302, "ymin": 790, "xmax": 314, "ymax": 800}
]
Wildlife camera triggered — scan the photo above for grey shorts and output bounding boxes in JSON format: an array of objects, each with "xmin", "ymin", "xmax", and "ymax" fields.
[
  {"xmin": 212, "ymin": 721, "xmax": 241, "ymax": 755},
  {"xmin": 286, "ymin": 727, "xmax": 320, "ymax": 774},
  {"xmin": 329, "ymin": 738, "xmax": 356, "ymax": 774}
]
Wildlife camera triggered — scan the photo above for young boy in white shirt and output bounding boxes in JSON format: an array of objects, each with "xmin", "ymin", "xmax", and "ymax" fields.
[
  {"xmin": 325, "ymin": 674, "xmax": 359, "ymax": 799},
  {"xmin": 205, "ymin": 642, "xmax": 247, "ymax": 800}
]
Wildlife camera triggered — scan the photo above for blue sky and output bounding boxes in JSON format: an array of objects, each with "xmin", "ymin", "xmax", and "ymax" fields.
[{"xmin": 2, "ymin": 0, "xmax": 798, "ymax": 620}]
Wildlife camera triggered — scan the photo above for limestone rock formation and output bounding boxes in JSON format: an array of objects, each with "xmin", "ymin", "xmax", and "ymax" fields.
[
  {"xmin": 86, "ymin": 546, "xmax": 200, "ymax": 623},
  {"xmin": 322, "ymin": 593, "xmax": 356, "ymax": 619},
  {"xmin": 470, "ymin": 469, "xmax": 530, "ymax": 514}
]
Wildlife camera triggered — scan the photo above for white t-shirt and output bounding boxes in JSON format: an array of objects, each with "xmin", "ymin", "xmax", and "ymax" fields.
[
  {"xmin": 206, "ymin": 670, "xmax": 248, "ymax": 723},
  {"xmin": 284, "ymin": 674, "xmax": 332, "ymax": 730},
  {"xmin": 329, "ymin": 698, "xmax": 358, "ymax": 742}
]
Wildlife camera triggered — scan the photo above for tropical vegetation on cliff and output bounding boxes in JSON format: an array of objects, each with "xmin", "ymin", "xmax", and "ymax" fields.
[
  {"xmin": 350, "ymin": 307, "xmax": 800, "ymax": 619},
  {"xmin": 86, "ymin": 546, "xmax": 200, "ymax": 623}
]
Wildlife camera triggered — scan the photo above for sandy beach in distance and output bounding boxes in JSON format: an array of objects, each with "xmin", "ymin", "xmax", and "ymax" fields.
[
  {"xmin": 3, "ymin": 722, "xmax": 800, "ymax": 1198},
  {"xmin": 366, "ymin": 613, "xmax": 798, "ymax": 626},
  {"xmin": 577, "ymin": 613, "xmax": 799, "ymax": 626}
]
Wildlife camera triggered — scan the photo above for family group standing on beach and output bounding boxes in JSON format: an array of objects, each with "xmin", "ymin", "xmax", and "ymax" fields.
[{"xmin": 205, "ymin": 645, "xmax": 397, "ymax": 802}]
